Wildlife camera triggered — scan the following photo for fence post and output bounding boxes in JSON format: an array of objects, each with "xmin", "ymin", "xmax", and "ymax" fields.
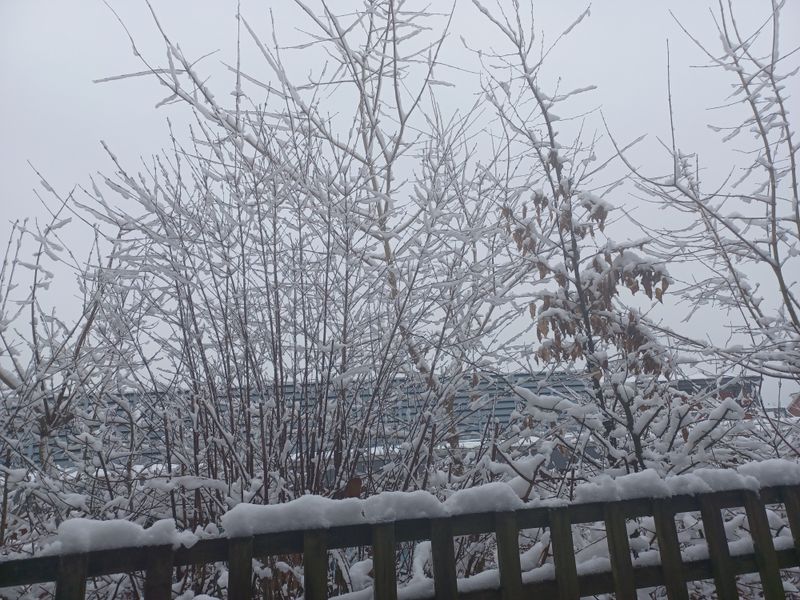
[
  {"xmin": 55, "ymin": 554, "xmax": 88, "ymax": 600},
  {"xmin": 372, "ymin": 523, "xmax": 398, "ymax": 600},
  {"xmin": 495, "ymin": 511, "xmax": 522, "ymax": 600},
  {"xmin": 228, "ymin": 537, "xmax": 254, "ymax": 600},
  {"xmin": 604, "ymin": 502, "xmax": 635, "ymax": 600},
  {"xmin": 303, "ymin": 530, "xmax": 329, "ymax": 600},
  {"xmin": 699, "ymin": 494, "xmax": 739, "ymax": 600},
  {"xmin": 430, "ymin": 517, "xmax": 458, "ymax": 600},
  {"xmin": 652, "ymin": 499, "xmax": 689, "ymax": 600},
  {"xmin": 549, "ymin": 507, "xmax": 579, "ymax": 600},
  {"xmin": 781, "ymin": 485, "xmax": 800, "ymax": 563},
  {"xmin": 742, "ymin": 491, "xmax": 785, "ymax": 600},
  {"xmin": 145, "ymin": 545, "xmax": 174, "ymax": 600}
]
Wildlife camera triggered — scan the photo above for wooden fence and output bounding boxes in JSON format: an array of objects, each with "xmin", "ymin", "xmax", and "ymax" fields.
[{"xmin": 2, "ymin": 485, "xmax": 800, "ymax": 599}]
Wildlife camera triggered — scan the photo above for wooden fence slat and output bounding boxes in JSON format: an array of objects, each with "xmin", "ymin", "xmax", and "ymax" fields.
[
  {"xmin": 604, "ymin": 502, "xmax": 636, "ymax": 600},
  {"xmin": 699, "ymin": 494, "xmax": 739, "ymax": 600},
  {"xmin": 144, "ymin": 545, "xmax": 174, "ymax": 600},
  {"xmin": 430, "ymin": 517, "xmax": 458, "ymax": 600},
  {"xmin": 781, "ymin": 485, "xmax": 800, "ymax": 563},
  {"xmin": 371, "ymin": 523, "xmax": 397, "ymax": 600},
  {"xmin": 494, "ymin": 511, "xmax": 522, "ymax": 600},
  {"xmin": 548, "ymin": 507, "xmax": 579, "ymax": 600},
  {"xmin": 227, "ymin": 537, "xmax": 254, "ymax": 600},
  {"xmin": 55, "ymin": 553, "xmax": 88, "ymax": 600},
  {"xmin": 303, "ymin": 530, "xmax": 329, "ymax": 600},
  {"xmin": 652, "ymin": 499, "xmax": 690, "ymax": 600},
  {"xmin": 742, "ymin": 491, "xmax": 785, "ymax": 600}
]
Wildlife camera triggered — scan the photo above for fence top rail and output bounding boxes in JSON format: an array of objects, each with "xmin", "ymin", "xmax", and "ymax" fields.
[{"xmin": 0, "ymin": 482, "xmax": 795, "ymax": 589}]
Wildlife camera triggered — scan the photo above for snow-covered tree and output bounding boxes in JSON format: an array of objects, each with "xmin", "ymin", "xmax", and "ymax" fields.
[
  {"xmin": 625, "ymin": 1, "xmax": 799, "ymax": 385},
  {"xmin": 0, "ymin": 1, "xmax": 794, "ymax": 598},
  {"xmin": 473, "ymin": 0, "xmax": 747, "ymax": 483},
  {"xmin": 616, "ymin": 0, "xmax": 800, "ymax": 458}
]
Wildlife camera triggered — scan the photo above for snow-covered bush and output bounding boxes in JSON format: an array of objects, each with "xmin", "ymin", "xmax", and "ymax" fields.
[{"xmin": 0, "ymin": 1, "xmax": 796, "ymax": 598}]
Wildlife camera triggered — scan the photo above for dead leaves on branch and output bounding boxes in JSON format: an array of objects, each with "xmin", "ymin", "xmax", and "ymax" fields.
[{"xmin": 503, "ymin": 195, "xmax": 671, "ymax": 376}]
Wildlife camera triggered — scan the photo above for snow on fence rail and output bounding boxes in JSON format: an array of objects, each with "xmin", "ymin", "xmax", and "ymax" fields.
[{"xmin": 2, "ymin": 461, "xmax": 800, "ymax": 599}]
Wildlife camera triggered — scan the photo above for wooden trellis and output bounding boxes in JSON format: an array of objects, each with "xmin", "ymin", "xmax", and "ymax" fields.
[{"xmin": 2, "ymin": 485, "xmax": 799, "ymax": 599}]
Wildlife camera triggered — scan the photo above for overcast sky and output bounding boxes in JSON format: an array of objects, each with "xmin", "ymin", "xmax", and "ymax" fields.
[
  {"xmin": 1, "ymin": 0, "xmax": 798, "ymax": 400},
  {"xmin": 4, "ymin": 0, "xmax": 796, "ymax": 227}
]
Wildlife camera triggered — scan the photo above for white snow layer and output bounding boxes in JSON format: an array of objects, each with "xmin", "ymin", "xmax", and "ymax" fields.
[
  {"xmin": 39, "ymin": 458, "xmax": 800, "ymax": 554},
  {"xmin": 42, "ymin": 518, "xmax": 199, "ymax": 555},
  {"xmin": 221, "ymin": 483, "xmax": 524, "ymax": 537},
  {"xmin": 574, "ymin": 459, "xmax": 800, "ymax": 503}
]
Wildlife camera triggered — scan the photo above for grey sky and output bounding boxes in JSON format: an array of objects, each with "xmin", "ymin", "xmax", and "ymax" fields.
[
  {"xmin": 3, "ymin": 0, "xmax": 793, "ymax": 229},
  {"xmin": 1, "ymin": 0, "xmax": 798, "ymax": 400}
]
